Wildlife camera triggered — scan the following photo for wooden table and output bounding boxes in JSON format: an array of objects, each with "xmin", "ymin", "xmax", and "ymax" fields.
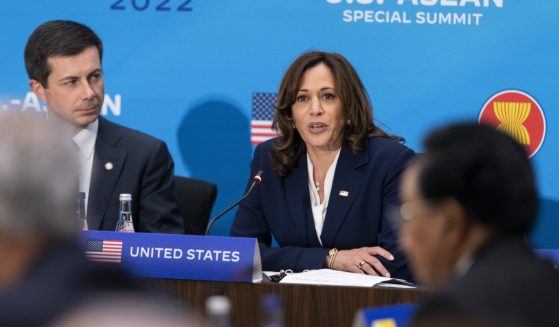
[{"xmin": 144, "ymin": 278, "xmax": 428, "ymax": 327}]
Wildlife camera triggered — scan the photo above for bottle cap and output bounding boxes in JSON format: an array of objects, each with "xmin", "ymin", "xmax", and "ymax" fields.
[
  {"xmin": 119, "ymin": 193, "xmax": 132, "ymax": 201},
  {"xmin": 206, "ymin": 295, "xmax": 231, "ymax": 315}
]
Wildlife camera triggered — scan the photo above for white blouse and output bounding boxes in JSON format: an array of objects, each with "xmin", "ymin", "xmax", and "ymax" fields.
[{"xmin": 307, "ymin": 149, "xmax": 341, "ymax": 246}]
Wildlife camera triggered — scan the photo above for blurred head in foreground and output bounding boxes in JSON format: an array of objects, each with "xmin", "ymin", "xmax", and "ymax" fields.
[
  {"xmin": 49, "ymin": 294, "xmax": 202, "ymax": 327},
  {"xmin": 399, "ymin": 122, "xmax": 536, "ymax": 288},
  {"xmin": 0, "ymin": 112, "xmax": 78, "ymax": 286},
  {"xmin": 0, "ymin": 113, "xmax": 198, "ymax": 326}
]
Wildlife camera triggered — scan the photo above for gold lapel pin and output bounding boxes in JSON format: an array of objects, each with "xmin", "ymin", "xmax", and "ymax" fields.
[
  {"xmin": 339, "ymin": 190, "xmax": 349, "ymax": 197},
  {"xmin": 104, "ymin": 162, "xmax": 114, "ymax": 171}
]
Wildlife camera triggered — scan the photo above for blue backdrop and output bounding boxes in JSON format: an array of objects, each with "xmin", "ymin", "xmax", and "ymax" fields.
[{"xmin": 0, "ymin": 1, "xmax": 557, "ymax": 248}]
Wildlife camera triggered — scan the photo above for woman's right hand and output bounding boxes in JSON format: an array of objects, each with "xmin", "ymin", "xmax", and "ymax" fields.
[{"xmin": 332, "ymin": 246, "xmax": 394, "ymax": 277}]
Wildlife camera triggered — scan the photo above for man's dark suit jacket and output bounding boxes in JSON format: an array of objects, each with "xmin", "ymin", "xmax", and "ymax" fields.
[
  {"xmin": 412, "ymin": 237, "xmax": 559, "ymax": 327},
  {"xmin": 87, "ymin": 117, "xmax": 183, "ymax": 233},
  {"xmin": 231, "ymin": 137, "xmax": 414, "ymax": 280}
]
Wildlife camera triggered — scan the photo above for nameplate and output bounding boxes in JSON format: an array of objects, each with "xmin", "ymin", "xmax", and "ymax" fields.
[
  {"xmin": 536, "ymin": 249, "xmax": 559, "ymax": 266},
  {"xmin": 80, "ymin": 231, "xmax": 262, "ymax": 283},
  {"xmin": 352, "ymin": 304, "xmax": 417, "ymax": 327}
]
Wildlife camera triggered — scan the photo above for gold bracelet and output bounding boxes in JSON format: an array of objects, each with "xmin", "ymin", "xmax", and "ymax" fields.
[{"xmin": 328, "ymin": 248, "xmax": 338, "ymax": 269}]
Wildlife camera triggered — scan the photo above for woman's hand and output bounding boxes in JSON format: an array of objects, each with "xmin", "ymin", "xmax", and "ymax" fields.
[{"xmin": 332, "ymin": 246, "xmax": 394, "ymax": 277}]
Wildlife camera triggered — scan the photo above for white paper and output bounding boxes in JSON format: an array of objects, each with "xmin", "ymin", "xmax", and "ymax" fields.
[
  {"xmin": 279, "ymin": 269, "xmax": 394, "ymax": 287},
  {"xmin": 375, "ymin": 282, "xmax": 416, "ymax": 289}
]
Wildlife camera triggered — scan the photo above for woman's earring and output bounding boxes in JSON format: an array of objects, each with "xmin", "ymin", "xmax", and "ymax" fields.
[{"xmin": 346, "ymin": 119, "xmax": 351, "ymax": 126}]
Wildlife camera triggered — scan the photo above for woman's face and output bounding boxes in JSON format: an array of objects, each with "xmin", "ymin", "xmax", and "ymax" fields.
[{"xmin": 292, "ymin": 63, "xmax": 345, "ymax": 153}]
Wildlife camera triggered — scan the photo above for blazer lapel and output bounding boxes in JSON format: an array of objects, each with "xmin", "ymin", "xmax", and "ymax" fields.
[
  {"xmin": 87, "ymin": 118, "xmax": 127, "ymax": 230},
  {"xmin": 320, "ymin": 145, "xmax": 369, "ymax": 247},
  {"xmin": 283, "ymin": 153, "xmax": 316, "ymax": 246}
]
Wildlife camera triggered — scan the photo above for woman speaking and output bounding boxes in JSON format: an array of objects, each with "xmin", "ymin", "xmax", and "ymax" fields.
[{"xmin": 231, "ymin": 51, "xmax": 414, "ymax": 280}]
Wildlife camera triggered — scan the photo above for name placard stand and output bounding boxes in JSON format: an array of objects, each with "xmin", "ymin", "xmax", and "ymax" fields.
[{"xmin": 81, "ymin": 231, "xmax": 262, "ymax": 283}]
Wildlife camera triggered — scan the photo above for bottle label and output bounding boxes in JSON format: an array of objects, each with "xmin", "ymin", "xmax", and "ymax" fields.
[{"xmin": 116, "ymin": 212, "xmax": 135, "ymax": 232}]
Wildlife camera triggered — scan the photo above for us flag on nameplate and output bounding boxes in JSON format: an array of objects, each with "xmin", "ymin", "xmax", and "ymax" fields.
[
  {"xmin": 251, "ymin": 93, "xmax": 279, "ymax": 145},
  {"xmin": 85, "ymin": 239, "xmax": 123, "ymax": 263}
]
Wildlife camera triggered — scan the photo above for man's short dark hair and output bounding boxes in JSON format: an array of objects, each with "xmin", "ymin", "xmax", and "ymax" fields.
[
  {"xmin": 24, "ymin": 20, "xmax": 103, "ymax": 87},
  {"xmin": 418, "ymin": 123, "xmax": 537, "ymax": 235}
]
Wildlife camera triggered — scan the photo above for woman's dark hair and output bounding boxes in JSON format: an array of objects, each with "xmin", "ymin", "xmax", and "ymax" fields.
[
  {"xmin": 271, "ymin": 51, "xmax": 401, "ymax": 176},
  {"xmin": 419, "ymin": 123, "xmax": 538, "ymax": 235}
]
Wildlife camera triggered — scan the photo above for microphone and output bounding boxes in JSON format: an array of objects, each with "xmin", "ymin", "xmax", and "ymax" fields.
[{"xmin": 204, "ymin": 170, "xmax": 263, "ymax": 235}]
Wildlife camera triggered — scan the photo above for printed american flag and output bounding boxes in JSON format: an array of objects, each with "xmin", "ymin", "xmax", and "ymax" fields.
[
  {"xmin": 251, "ymin": 93, "xmax": 280, "ymax": 145},
  {"xmin": 85, "ymin": 239, "xmax": 123, "ymax": 263}
]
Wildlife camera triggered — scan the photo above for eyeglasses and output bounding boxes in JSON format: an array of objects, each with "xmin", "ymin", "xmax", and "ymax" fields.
[
  {"xmin": 387, "ymin": 198, "xmax": 437, "ymax": 230},
  {"xmin": 398, "ymin": 198, "xmax": 436, "ymax": 222}
]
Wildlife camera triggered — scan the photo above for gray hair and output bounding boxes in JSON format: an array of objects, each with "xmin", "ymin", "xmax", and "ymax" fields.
[{"xmin": 0, "ymin": 112, "xmax": 79, "ymax": 239}]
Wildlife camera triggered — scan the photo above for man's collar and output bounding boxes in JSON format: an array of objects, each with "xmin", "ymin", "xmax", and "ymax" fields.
[{"xmin": 72, "ymin": 119, "xmax": 99, "ymax": 158}]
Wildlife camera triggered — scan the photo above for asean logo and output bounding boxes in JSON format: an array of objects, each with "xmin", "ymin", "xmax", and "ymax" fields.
[{"xmin": 479, "ymin": 90, "xmax": 546, "ymax": 158}]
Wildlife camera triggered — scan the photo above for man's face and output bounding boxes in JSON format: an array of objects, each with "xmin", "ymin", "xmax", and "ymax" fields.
[
  {"xmin": 30, "ymin": 46, "xmax": 104, "ymax": 134},
  {"xmin": 399, "ymin": 163, "xmax": 457, "ymax": 288}
]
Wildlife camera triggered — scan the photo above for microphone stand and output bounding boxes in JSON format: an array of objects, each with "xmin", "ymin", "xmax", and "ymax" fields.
[{"xmin": 204, "ymin": 170, "xmax": 262, "ymax": 235}]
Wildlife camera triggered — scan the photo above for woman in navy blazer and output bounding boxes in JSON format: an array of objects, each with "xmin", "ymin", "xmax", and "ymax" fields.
[{"xmin": 231, "ymin": 51, "xmax": 414, "ymax": 280}]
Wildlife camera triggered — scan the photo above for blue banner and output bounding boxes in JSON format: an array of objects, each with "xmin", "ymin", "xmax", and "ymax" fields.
[
  {"xmin": 353, "ymin": 303, "xmax": 417, "ymax": 327},
  {"xmin": 81, "ymin": 231, "xmax": 262, "ymax": 282},
  {"xmin": 0, "ymin": 1, "xmax": 557, "ymax": 249},
  {"xmin": 536, "ymin": 249, "xmax": 559, "ymax": 267}
]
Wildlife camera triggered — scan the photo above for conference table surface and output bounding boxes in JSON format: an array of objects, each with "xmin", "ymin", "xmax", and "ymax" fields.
[{"xmin": 144, "ymin": 277, "xmax": 429, "ymax": 327}]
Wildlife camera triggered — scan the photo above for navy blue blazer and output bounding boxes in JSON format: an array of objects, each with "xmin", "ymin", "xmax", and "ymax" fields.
[
  {"xmin": 231, "ymin": 137, "xmax": 414, "ymax": 280},
  {"xmin": 87, "ymin": 117, "xmax": 184, "ymax": 233}
]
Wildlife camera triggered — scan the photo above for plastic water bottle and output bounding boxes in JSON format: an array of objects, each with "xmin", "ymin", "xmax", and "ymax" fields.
[
  {"xmin": 206, "ymin": 295, "xmax": 231, "ymax": 327},
  {"xmin": 115, "ymin": 193, "xmax": 135, "ymax": 232},
  {"xmin": 260, "ymin": 294, "xmax": 285, "ymax": 327},
  {"xmin": 77, "ymin": 192, "xmax": 88, "ymax": 230}
]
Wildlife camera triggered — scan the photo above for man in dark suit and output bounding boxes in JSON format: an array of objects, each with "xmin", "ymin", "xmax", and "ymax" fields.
[
  {"xmin": 25, "ymin": 20, "xmax": 183, "ymax": 233},
  {"xmin": 399, "ymin": 123, "xmax": 559, "ymax": 326}
]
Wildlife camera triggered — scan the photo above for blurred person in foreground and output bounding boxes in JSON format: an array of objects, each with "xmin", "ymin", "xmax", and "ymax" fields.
[
  {"xmin": 25, "ymin": 20, "xmax": 183, "ymax": 233},
  {"xmin": 232, "ymin": 51, "xmax": 414, "ymax": 279},
  {"xmin": 49, "ymin": 294, "xmax": 203, "ymax": 327},
  {"xmin": 399, "ymin": 123, "xmax": 559, "ymax": 326},
  {"xmin": 0, "ymin": 113, "xmax": 139, "ymax": 326}
]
